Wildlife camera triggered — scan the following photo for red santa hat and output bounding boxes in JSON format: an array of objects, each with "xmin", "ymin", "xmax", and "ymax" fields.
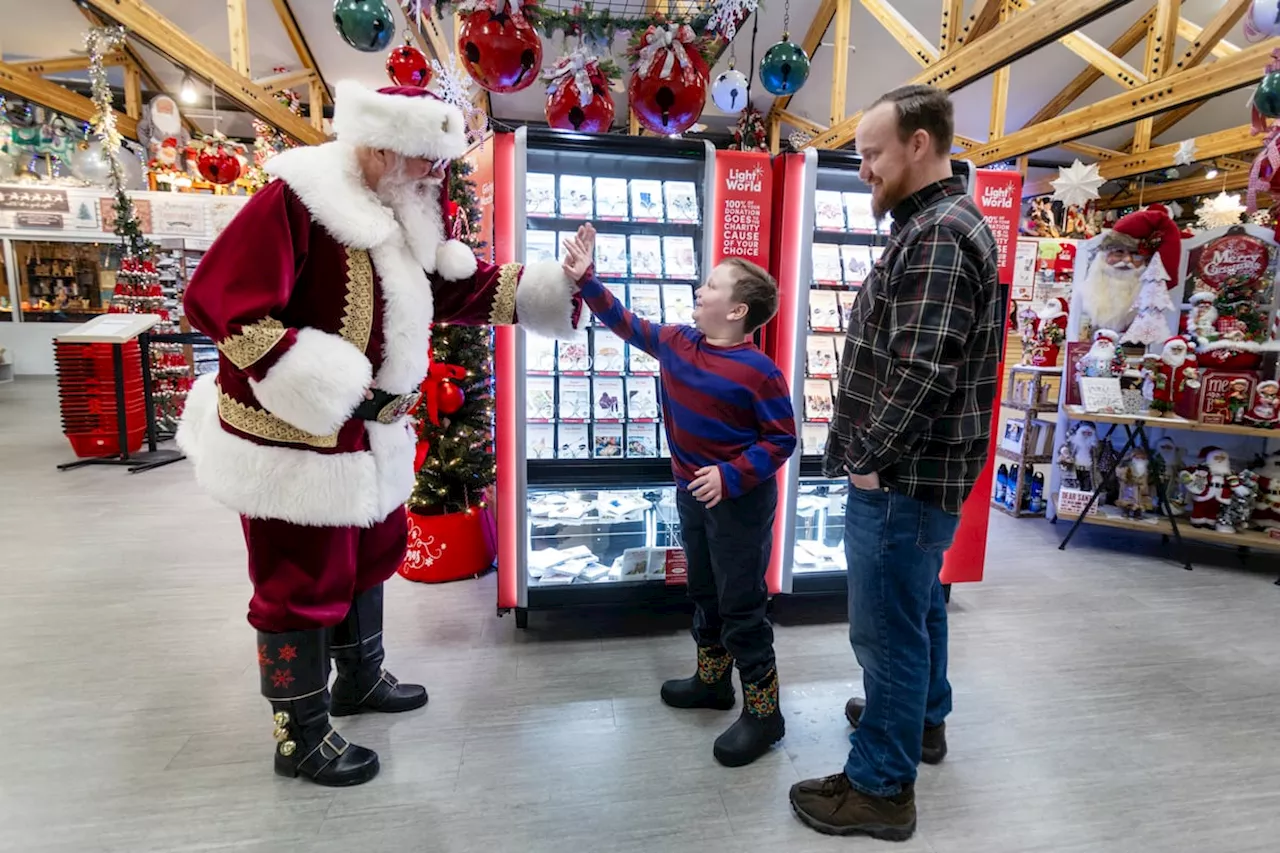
[
  {"xmin": 1094, "ymin": 328, "xmax": 1120, "ymax": 343},
  {"xmin": 1199, "ymin": 445, "xmax": 1224, "ymax": 462},
  {"xmin": 1101, "ymin": 204, "xmax": 1182, "ymax": 286},
  {"xmin": 331, "ymin": 81, "xmax": 469, "ymax": 162},
  {"xmin": 1037, "ymin": 296, "xmax": 1069, "ymax": 320},
  {"xmin": 1162, "ymin": 334, "xmax": 1197, "ymax": 361}
]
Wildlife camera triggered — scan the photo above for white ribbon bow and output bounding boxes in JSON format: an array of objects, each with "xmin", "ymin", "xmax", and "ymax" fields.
[
  {"xmin": 637, "ymin": 24, "xmax": 694, "ymax": 80},
  {"xmin": 543, "ymin": 46, "xmax": 598, "ymax": 107}
]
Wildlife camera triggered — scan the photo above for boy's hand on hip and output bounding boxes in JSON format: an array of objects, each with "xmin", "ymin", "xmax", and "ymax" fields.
[{"xmin": 690, "ymin": 466, "xmax": 725, "ymax": 508}]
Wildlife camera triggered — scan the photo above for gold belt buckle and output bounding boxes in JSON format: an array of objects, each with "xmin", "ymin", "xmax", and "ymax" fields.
[{"xmin": 376, "ymin": 391, "xmax": 422, "ymax": 425}]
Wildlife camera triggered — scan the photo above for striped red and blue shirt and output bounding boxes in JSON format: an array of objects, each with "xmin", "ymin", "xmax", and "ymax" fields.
[{"xmin": 580, "ymin": 276, "xmax": 797, "ymax": 498}]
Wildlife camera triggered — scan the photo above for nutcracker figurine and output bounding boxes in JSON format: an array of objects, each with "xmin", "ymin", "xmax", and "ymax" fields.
[
  {"xmin": 1141, "ymin": 335, "xmax": 1200, "ymax": 414},
  {"xmin": 1181, "ymin": 447, "xmax": 1251, "ymax": 533}
]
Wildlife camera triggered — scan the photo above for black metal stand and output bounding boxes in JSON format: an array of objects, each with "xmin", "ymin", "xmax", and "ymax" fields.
[{"xmin": 1057, "ymin": 416, "xmax": 1193, "ymax": 571}]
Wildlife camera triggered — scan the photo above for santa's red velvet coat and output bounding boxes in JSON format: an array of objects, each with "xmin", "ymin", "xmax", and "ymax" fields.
[{"xmin": 178, "ymin": 141, "xmax": 584, "ymax": 529}]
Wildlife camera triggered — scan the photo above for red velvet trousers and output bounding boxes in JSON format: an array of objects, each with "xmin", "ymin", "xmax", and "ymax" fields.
[{"xmin": 240, "ymin": 509, "xmax": 408, "ymax": 632}]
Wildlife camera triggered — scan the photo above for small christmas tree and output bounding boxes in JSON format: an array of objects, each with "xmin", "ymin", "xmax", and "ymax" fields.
[
  {"xmin": 731, "ymin": 103, "xmax": 768, "ymax": 152},
  {"xmin": 1122, "ymin": 253, "xmax": 1175, "ymax": 345}
]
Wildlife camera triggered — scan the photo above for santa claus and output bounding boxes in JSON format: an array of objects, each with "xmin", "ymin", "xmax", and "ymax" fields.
[
  {"xmin": 1115, "ymin": 447, "xmax": 1154, "ymax": 518},
  {"xmin": 1187, "ymin": 290, "xmax": 1218, "ymax": 340},
  {"xmin": 1057, "ymin": 421, "xmax": 1100, "ymax": 491},
  {"xmin": 1245, "ymin": 379, "xmax": 1279, "ymax": 428},
  {"xmin": 1141, "ymin": 335, "xmax": 1200, "ymax": 414},
  {"xmin": 1251, "ymin": 450, "xmax": 1280, "ymax": 531},
  {"xmin": 1077, "ymin": 204, "xmax": 1181, "ymax": 338},
  {"xmin": 177, "ymin": 82, "xmax": 587, "ymax": 787},
  {"xmin": 1030, "ymin": 297, "xmax": 1069, "ymax": 366},
  {"xmin": 1181, "ymin": 447, "xmax": 1250, "ymax": 532},
  {"xmin": 1075, "ymin": 328, "xmax": 1126, "ymax": 384}
]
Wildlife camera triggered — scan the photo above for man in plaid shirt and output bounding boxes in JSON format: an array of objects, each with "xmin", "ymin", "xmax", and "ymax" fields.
[{"xmin": 790, "ymin": 85, "xmax": 1001, "ymax": 841}]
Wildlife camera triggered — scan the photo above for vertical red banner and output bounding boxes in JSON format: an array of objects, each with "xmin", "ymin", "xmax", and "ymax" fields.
[
  {"xmin": 462, "ymin": 134, "xmax": 496, "ymax": 265},
  {"xmin": 973, "ymin": 169, "xmax": 1022, "ymax": 285},
  {"xmin": 710, "ymin": 150, "xmax": 774, "ymax": 269}
]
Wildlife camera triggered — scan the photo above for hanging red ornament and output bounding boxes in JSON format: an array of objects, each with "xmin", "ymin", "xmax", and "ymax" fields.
[
  {"xmin": 420, "ymin": 362, "xmax": 469, "ymax": 424},
  {"xmin": 543, "ymin": 47, "xmax": 616, "ymax": 133},
  {"xmin": 627, "ymin": 24, "xmax": 708, "ymax": 136},
  {"xmin": 438, "ymin": 379, "xmax": 466, "ymax": 415},
  {"xmin": 386, "ymin": 37, "xmax": 432, "ymax": 87},
  {"xmin": 413, "ymin": 440, "xmax": 432, "ymax": 472},
  {"xmin": 456, "ymin": 0, "xmax": 542, "ymax": 93},
  {"xmin": 197, "ymin": 138, "xmax": 242, "ymax": 185}
]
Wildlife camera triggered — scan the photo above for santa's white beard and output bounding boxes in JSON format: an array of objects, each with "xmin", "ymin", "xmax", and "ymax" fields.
[
  {"xmin": 1070, "ymin": 435, "xmax": 1095, "ymax": 467},
  {"xmin": 1080, "ymin": 260, "xmax": 1143, "ymax": 331},
  {"xmin": 377, "ymin": 166, "xmax": 445, "ymax": 270},
  {"xmin": 1129, "ymin": 459, "xmax": 1148, "ymax": 479},
  {"xmin": 1206, "ymin": 456, "xmax": 1231, "ymax": 477}
]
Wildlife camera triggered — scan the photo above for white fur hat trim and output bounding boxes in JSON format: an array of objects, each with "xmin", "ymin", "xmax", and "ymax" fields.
[{"xmin": 332, "ymin": 80, "xmax": 468, "ymax": 162}]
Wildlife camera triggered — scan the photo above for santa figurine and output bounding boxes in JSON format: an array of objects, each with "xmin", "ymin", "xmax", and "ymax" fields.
[
  {"xmin": 177, "ymin": 82, "xmax": 588, "ymax": 787},
  {"xmin": 1058, "ymin": 421, "xmax": 1100, "ymax": 491},
  {"xmin": 1187, "ymin": 291, "xmax": 1218, "ymax": 340},
  {"xmin": 1244, "ymin": 379, "xmax": 1279, "ymax": 428},
  {"xmin": 1030, "ymin": 297, "xmax": 1069, "ymax": 366},
  {"xmin": 1251, "ymin": 450, "xmax": 1280, "ymax": 531},
  {"xmin": 1077, "ymin": 204, "xmax": 1181, "ymax": 339},
  {"xmin": 1154, "ymin": 436, "xmax": 1188, "ymax": 514},
  {"xmin": 1115, "ymin": 447, "xmax": 1155, "ymax": 519},
  {"xmin": 1140, "ymin": 335, "xmax": 1200, "ymax": 415},
  {"xmin": 1181, "ymin": 447, "xmax": 1251, "ymax": 532},
  {"xmin": 1076, "ymin": 328, "xmax": 1126, "ymax": 385}
]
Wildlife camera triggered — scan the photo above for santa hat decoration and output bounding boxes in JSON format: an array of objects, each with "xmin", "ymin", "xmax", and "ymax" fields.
[
  {"xmin": 332, "ymin": 81, "xmax": 469, "ymax": 162},
  {"xmin": 1199, "ymin": 445, "xmax": 1225, "ymax": 464},
  {"xmin": 1104, "ymin": 204, "xmax": 1183, "ymax": 287},
  {"xmin": 1094, "ymin": 328, "xmax": 1120, "ymax": 343},
  {"xmin": 1188, "ymin": 290, "xmax": 1215, "ymax": 305},
  {"xmin": 1037, "ymin": 296, "xmax": 1069, "ymax": 320}
]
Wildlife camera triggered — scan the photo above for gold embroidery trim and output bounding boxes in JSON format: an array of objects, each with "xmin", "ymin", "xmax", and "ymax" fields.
[
  {"xmin": 217, "ymin": 387, "xmax": 340, "ymax": 449},
  {"xmin": 341, "ymin": 248, "xmax": 375, "ymax": 353},
  {"xmin": 217, "ymin": 318, "xmax": 287, "ymax": 370},
  {"xmin": 489, "ymin": 263, "xmax": 521, "ymax": 326}
]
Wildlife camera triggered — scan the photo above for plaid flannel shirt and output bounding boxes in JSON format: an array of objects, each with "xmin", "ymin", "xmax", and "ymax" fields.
[{"xmin": 823, "ymin": 176, "xmax": 1001, "ymax": 514}]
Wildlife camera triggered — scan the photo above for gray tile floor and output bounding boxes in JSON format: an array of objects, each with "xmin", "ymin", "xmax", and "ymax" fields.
[{"xmin": 2, "ymin": 376, "xmax": 1278, "ymax": 853}]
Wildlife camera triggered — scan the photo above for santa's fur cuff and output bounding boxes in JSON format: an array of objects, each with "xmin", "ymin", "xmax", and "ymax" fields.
[
  {"xmin": 516, "ymin": 261, "xmax": 588, "ymax": 340},
  {"xmin": 249, "ymin": 328, "xmax": 372, "ymax": 436}
]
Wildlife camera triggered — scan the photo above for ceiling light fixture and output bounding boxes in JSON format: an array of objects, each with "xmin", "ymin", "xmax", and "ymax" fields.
[{"xmin": 180, "ymin": 74, "xmax": 197, "ymax": 105}]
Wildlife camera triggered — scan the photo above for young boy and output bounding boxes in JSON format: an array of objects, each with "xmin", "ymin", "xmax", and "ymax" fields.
[{"xmin": 561, "ymin": 224, "xmax": 797, "ymax": 767}]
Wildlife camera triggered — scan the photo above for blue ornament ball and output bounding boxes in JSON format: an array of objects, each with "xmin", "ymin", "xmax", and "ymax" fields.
[
  {"xmin": 333, "ymin": 0, "xmax": 395, "ymax": 53},
  {"xmin": 758, "ymin": 40, "xmax": 810, "ymax": 97}
]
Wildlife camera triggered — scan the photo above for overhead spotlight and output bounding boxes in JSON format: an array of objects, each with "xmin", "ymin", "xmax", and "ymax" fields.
[
  {"xmin": 180, "ymin": 74, "xmax": 197, "ymax": 105},
  {"xmin": 1205, "ymin": 166, "xmax": 1219, "ymax": 179}
]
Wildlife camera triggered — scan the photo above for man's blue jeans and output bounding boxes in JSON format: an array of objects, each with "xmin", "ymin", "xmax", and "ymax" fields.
[{"xmin": 843, "ymin": 484, "xmax": 960, "ymax": 797}]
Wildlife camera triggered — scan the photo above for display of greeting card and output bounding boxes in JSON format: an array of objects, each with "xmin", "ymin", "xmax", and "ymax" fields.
[
  {"xmin": 526, "ymin": 335, "xmax": 557, "ymax": 374},
  {"xmin": 558, "ymin": 376, "xmax": 591, "ymax": 421},
  {"xmin": 801, "ymin": 422, "xmax": 829, "ymax": 456},
  {"xmin": 812, "ymin": 244, "xmax": 843, "ymax": 285},
  {"xmin": 595, "ymin": 177, "xmax": 629, "ymax": 220},
  {"xmin": 630, "ymin": 235, "xmax": 664, "ymax": 277},
  {"xmin": 662, "ymin": 284, "xmax": 695, "ymax": 324},
  {"xmin": 557, "ymin": 423, "xmax": 590, "ymax": 459},
  {"xmin": 665, "ymin": 181, "xmax": 699, "ymax": 223},
  {"xmin": 659, "ymin": 427, "xmax": 670, "ymax": 457},
  {"xmin": 814, "ymin": 190, "xmax": 846, "ymax": 231},
  {"xmin": 593, "ymin": 331, "xmax": 626, "ymax": 374},
  {"xmin": 837, "ymin": 291, "xmax": 859, "ymax": 330},
  {"xmin": 809, "ymin": 289, "xmax": 841, "ymax": 332},
  {"xmin": 557, "ymin": 339, "xmax": 592, "ymax": 373},
  {"xmin": 662, "ymin": 236, "xmax": 698, "ymax": 280},
  {"xmin": 526, "ymin": 173, "xmax": 556, "ymax": 216},
  {"xmin": 626, "ymin": 423, "xmax": 659, "ymax": 458},
  {"xmin": 804, "ymin": 379, "xmax": 835, "ymax": 421},
  {"xmin": 869, "ymin": 245, "xmax": 885, "ymax": 266},
  {"xmin": 559, "ymin": 174, "xmax": 594, "ymax": 218},
  {"xmin": 595, "ymin": 234, "xmax": 629, "ymax": 276},
  {"xmin": 526, "ymin": 230, "xmax": 557, "ymax": 263},
  {"xmin": 594, "ymin": 423, "xmax": 624, "ymax": 458},
  {"xmin": 844, "ymin": 192, "xmax": 877, "ymax": 233},
  {"xmin": 630, "ymin": 283, "xmax": 663, "ymax": 321},
  {"xmin": 527, "ymin": 423, "xmax": 556, "ymax": 460},
  {"xmin": 631, "ymin": 179, "xmax": 665, "ymax": 221},
  {"xmin": 841, "ymin": 244, "xmax": 871, "ymax": 286},
  {"xmin": 527, "ymin": 376, "xmax": 556, "ymax": 421},
  {"xmin": 593, "ymin": 376, "xmax": 625, "ymax": 421},
  {"xmin": 630, "ymin": 345, "xmax": 660, "ymax": 375},
  {"xmin": 559, "ymin": 232, "xmax": 579, "ymax": 262},
  {"xmin": 807, "ymin": 335, "xmax": 839, "ymax": 378},
  {"xmin": 626, "ymin": 376, "xmax": 660, "ymax": 420}
]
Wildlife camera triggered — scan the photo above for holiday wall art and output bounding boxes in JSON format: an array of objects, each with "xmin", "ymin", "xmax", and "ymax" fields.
[{"xmin": 1178, "ymin": 226, "xmax": 1280, "ymax": 371}]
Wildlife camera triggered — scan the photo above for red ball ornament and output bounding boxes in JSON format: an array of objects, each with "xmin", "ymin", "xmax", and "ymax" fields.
[
  {"xmin": 545, "ymin": 70, "xmax": 615, "ymax": 133},
  {"xmin": 457, "ymin": 7, "xmax": 542, "ymax": 94},
  {"xmin": 386, "ymin": 41, "xmax": 432, "ymax": 87},
  {"xmin": 437, "ymin": 379, "xmax": 465, "ymax": 415},
  {"xmin": 197, "ymin": 144, "xmax": 241, "ymax": 185},
  {"xmin": 628, "ymin": 65, "xmax": 706, "ymax": 136}
]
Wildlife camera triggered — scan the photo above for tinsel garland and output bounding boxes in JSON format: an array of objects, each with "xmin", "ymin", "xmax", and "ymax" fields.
[
  {"xmin": 85, "ymin": 26, "xmax": 151, "ymax": 257},
  {"xmin": 1222, "ymin": 469, "xmax": 1259, "ymax": 531},
  {"xmin": 731, "ymin": 104, "xmax": 767, "ymax": 152}
]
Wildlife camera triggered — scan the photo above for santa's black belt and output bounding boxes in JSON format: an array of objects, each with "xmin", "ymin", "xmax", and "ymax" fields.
[{"xmin": 352, "ymin": 389, "xmax": 422, "ymax": 424}]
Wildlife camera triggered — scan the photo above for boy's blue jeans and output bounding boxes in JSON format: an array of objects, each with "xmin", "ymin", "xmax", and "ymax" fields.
[{"xmin": 842, "ymin": 484, "xmax": 959, "ymax": 797}]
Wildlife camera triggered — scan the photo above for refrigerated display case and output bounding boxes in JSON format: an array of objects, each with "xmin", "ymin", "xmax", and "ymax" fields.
[
  {"xmin": 493, "ymin": 128, "xmax": 719, "ymax": 626},
  {"xmin": 769, "ymin": 149, "xmax": 991, "ymax": 596}
]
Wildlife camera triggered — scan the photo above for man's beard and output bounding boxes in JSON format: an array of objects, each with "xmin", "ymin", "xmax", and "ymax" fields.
[
  {"xmin": 376, "ymin": 161, "xmax": 444, "ymax": 269},
  {"xmin": 1080, "ymin": 258, "xmax": 1143, "ymax": 331},
  {"xmin": 871, "ymin": 175, "xmax": 909, "ymax": 220}
]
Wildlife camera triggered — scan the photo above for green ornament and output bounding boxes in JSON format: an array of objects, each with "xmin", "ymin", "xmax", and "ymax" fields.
[
  {"xmin": 759, "ymin": 38, "xmax": 810, "ymax": 97},
  {"xmin": 1254, "ymin": 70, "xmax": 1280, "ymax": 119},
  {"xmin": 333, "ymin": 0, "xmax": 395, "ymax": 53}
]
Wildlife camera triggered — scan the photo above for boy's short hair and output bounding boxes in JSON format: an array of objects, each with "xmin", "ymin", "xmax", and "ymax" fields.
[{"xmin": 722, "ymin": 258, "xmax": 779, "ymax": 333}]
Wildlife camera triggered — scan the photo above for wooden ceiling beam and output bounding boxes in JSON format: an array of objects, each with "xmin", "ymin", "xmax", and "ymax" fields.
[
  {"xmin": 1061, "ymin": 140, "xmax": 1123, "ymax": 159},
  {"xmin": 80, "ymin": 0, "xmax": 323, "ymax": 145},
  {"xmin": 779, "ymin": 110, "xmax": 829, "ymax": 136},
  {"xmin": 1095, "ymin": 169, "xmax": 1250, "ymax": 207},
  {"xmin": 805, "ymin": 0, "xmax": 1134, "ymax": 150},
  {"xmin": 954, "ymin": 0, "xmax": 1005, "ymax": 47},
  {"xmin": 256, "ymin": 68, "xmax": 317, "ymax": 94},
  {"xmin": 989, "ymin": 0, "xmax": 1011, "ymax": 140},
  {"xmin": 18, "ymin": 54, "xmax": 128, "ymax": 74},
  {"xmin": 767, "ymin": 0, "xmax": 838, "ymax": 125},
  {"xmin": 953, "ymin": 134, "xmax": 981, "ymax": 151},
  {"xmin": 966, "ymin": 38, "xmax": 1279, "ymax": 165},
  {"xmin": 1008, "ymin": 0, "xmax": 1145, "ymax": 88},
  {"xmin": 227, "ymin": 0, "xmax": 251, "ymax": 77},
  {"xmin": 859, "ymin": 0, "xmax": 938, "ymax": 68},
  {"xmin": 270, "ymin": 0, "xmax": 332, "ymax": 105},
  {"xmin": 940, "ymin": 0, "xmax": 965, "ymax": 55},
  {"xmin": 1131, "ymin": 0, "xmax": 1182, "ymax": 152},
  {"xmin": 831, "ymin": 0, "xmax": 852, "ymax": 123},
  {"xmin": 0, "ymin": 60, "xmax": 139, "ymax": 139},
  {"xmin": 1176, "ymin": 17, "xmax": 1240, "ymax": 59}
]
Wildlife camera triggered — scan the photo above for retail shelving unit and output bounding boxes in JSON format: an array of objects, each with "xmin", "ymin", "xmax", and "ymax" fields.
[{"xmin": 993, "ymin": 364, "xmax": 1060, "ymax": 518}]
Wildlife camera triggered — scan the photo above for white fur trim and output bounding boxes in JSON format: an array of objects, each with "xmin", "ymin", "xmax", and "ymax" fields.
[
  {"xmin": 1094, "ymin": 328, "xmax": 1120, "ymax": 341},
  {"xmin": 370, "ymin": 241, "xmax": 434, "ymax": 394},
  {"xmin": 177, "ymin": 375, "xmax": 385, "ymax": 527},
  {"xmin": 1188, "ymin": 291, "xmax": 1215, "ymax": 304},
  {"xmin": 368, "ymin": 420, "xmax": 418, "ymax": 519},
  {"xmin": 249, "ymin": 328, "xmax": 372, "ymax": 436},
  {"xmin": 1198, "ymin": 338, "xmax": 1263, "ymax": 352},
  {"xmin": 437, "ymin": 239, "xmax": 479, "ymax": 281},
  {"xmin": 516, "ymin": 260, "xmax": 588, "ymax": 340},
  {"xmin": 266, "ymin": 143, "xmax": 398, "ymax": 250},
  {"xmin": 333, "ymin": 80, "xmax": 468, "ymax": 162}
]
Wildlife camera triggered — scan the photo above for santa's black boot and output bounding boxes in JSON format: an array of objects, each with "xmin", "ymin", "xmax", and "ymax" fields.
[
  {"xmin": 329, "ymin": 584, "xmax": 428, "ymax": 716},
  {"xmin": 259, "ymin": 629, "xmax": 379, "ymax": 786},
  {"xmin": 660, "ymin": 645, "xmax": 736, "ymax": 710},
  {"xmin": 713, "ymin": 667, "xmax": 785, "ymax": 767}
]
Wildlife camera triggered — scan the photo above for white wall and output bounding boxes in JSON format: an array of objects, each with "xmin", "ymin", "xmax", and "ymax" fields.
[{"xmin": 0, "ymin": 322, "xmax": 65, "ymax": 375}]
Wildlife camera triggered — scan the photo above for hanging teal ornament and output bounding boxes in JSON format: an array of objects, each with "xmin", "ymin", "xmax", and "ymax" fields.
[
  {"xmin": 333, "ymin": 0, "xmax": 395, "ymax": 52},
  {"xmin": 759, "ymin": 33, "xmax": 810, "ymax": 96},
  {"xmin": 1253, "ymin": 70, "xmax": 1280, "ymax": 118}
]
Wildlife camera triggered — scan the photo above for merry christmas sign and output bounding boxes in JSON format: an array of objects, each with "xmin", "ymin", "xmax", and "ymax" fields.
[
  {"xmin": 1182, "ymin": 230, "xmax": 1274, "ymax": 303},
  {"xmin": 710, "ymin": 150, "xmax": 773, "ymax": 270}
]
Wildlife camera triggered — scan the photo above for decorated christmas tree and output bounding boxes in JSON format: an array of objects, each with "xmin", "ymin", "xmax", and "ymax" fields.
[
  {"xmin": 731, "ymin": 103, "xmax": 768, "ymax": 152},
  {"xmin": 1121, "ymin": 253, "xmax": 1175, "ymax": 345}
]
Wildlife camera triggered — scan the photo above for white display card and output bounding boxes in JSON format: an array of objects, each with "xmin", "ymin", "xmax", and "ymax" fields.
[
  {"xmin": 592, "ymin": 330, "xmax": 626, "ymax": 374},
  {"xmin": 841, "ymin": 244, "xmax": 871, "ymax": 286},
  {"xmin": 526, "ymin": 173, "xmax": 556, "ymax": 216},
  {"xmin": 629, "ymin": 235, "xmax": 663, "ymax": 278},
  {"xmin": 557, "ymin": 423, "xmax": 590, "ymax": 459},
  {"xmin": 809, "ymin": 290, "xmax": 841, "ymax": 332},
  {"xmin": 659, "ymin": 428, "xmax": 670, "ymax": 457},
  {"xmin": 631, "ymin": 179, "xmax": 665, "ymax": 221},
  {"xmin": 526, "ymin": 376, "xmax": 556, "ymax": 421},
  {"xmin": 525, "ymin": 230, "xmax": 557, "ymax": 263},
  {"xmin": 559, "ymin": 174, "xmax": 594, "ymax": 218},
  {"xmin": 804, "ymin": 379, "xmax": 835, "ymax": 421},
  {"xmin": 556, "ymin": 339, "xmax": 592, "ymax": 373},
  {"xmin": 806, "ymin": 335, "xmax": 839, "ymax": 378},
  {"xmin": 801, "ymin": 422, "xmax": 829, "ymax": 456},
  {"xmin": 595, "ymin": 177, "xmax": 629, "ymax": 220},
  {"xmin": 525, "ymin": 335, "xmax": 557, "ymax": 374},
  {"xmin": 812, "ymin": 244, "xmax": 843, "ymax": 285},
  {"xmin": 630, "ymin": 283, "xmax": 663, "ymax": 321},
  {"xmin": 814, "ymin": 190, "xmax": 847, "ymax": 230},
  {"xmin": 593, "ymin": 376, "xmax": 625, "ymax": 421},
  {"xmin": 594, "ymin": 423, "xmax": 624, "ymax": 458},
  {"xmin": 837, "ymin": 291, "xmax": 859, "ymax": 331},
  {"xmin": 595, "ymin": 234, "xmax": 629, "ymax": 276},
  {"xmin": 558, "ymin": 376, "xmax": 592, "ymax": 421},
  {"xmin": 626, "ymin": 376, "xmax": 660, "ymax": 420},
  {"xmin": 664, "ymin": 181, "xmax": 699, "ymax": 223},
  {"xmin": 662, "ymin": 236, "xmax": 698, "ymax": 280},
  {"xmin": 627, "ymin": 423, "xmax": 659, "ymax": 458},
  {"xmin": 527, "ymin": 423, "xmax": 556, "ymax": 460},
  {"xmin": 662, "ymin": 283, "xmax": 695, "ymax": 324},
  {"xmin": 843, "ymin": 192, "xmax": 877, "ymax": 233},
  {"xmin": 1078, "ymin": 377, "xmax": 1125, "ymax": 414},
  {"xmin": 629, "ymin": 345, "xmax": 660, "ymax": 375}
]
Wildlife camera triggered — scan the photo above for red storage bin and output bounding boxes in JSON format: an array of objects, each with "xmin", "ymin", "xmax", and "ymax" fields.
[{"xmin": 54, "ymin": 340, "xmax": 147, "ymax": 459}]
